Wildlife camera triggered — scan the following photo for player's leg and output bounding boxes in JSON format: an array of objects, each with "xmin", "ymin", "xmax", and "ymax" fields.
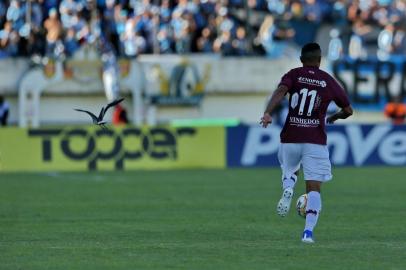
[
  {"xmin": 283, "ymin": 170, "xmax": 299, "ymax": 190},
  {"xmin": 276, "ymin": 170, "xmax": 299, "ymax": 217},
  {"xmin": 276, "ymin": 143, "xmax": 302, "ymax": 217},
  {"xmin": 302, "ymin": 180, "xmax": 322, "ymax": 243},
  {"xmin": 301, "ymin": 144, "xmax": 332, "ymax": 243}
]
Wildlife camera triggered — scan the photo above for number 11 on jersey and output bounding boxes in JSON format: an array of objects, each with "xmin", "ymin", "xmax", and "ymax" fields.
[{"xmin": 291, "ymin": 88, "xmax": 318, "ymax": 116}]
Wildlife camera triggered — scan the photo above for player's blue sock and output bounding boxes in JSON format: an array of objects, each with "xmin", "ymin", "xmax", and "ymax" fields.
[
  {"xmin": 282, "ymin": 174, "xmax": 297, "ymax": 190},
  {"xmin": 304, "ymin": 191, "xmax": 321, "ymax": 232}
]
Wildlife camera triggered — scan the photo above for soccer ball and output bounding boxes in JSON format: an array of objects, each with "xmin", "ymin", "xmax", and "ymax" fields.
[{"xmin": 296, "ymin": 194, "xmax": 308, "ymax": 218}]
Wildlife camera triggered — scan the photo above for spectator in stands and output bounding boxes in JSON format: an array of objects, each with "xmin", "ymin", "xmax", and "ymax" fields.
[
  {"xmin": 171, "ymin": 10, "xmax": 192, "ymax": 53},
  {"xmin": 64, "ymin": 28, "xmax": 79, "ymax": 56},
  {"xmin": 98, "ymin": 37, "xmax": 120, "ymax": 102},
  {"xmin": 101, "ymin": 0, "xmax": 119, "ymax": 51},
  {"xmin": 257, "ymin": 15, "xmax": 276, "ymax": 58},
  {"xmin": 248, "ymin": 0, "xmax": 268, "ymax": 11},
  {"xmin": 331, "ymin": 0, "xmax": 347, "ymax": 27},
  {"xmin": 384, "ymin": 95, "xmax": 406, "ymax": 125},
  {"xmin": 303, "ymin": 0, "xmax": 322, "ymax": 23},
  {"xmin": 232, "ymin": 26, "xmax": 250, "ymax": 56},
  {"xmin": 159, "ymin": 0, "xmax": 172, "ymax": 24},
  {"xmin": 0, "ymin": 21, "xmax": 19, "ymax": 56},
  {"xmin": 0, "ymin": 0, "xmax": 406, "ymax": 59},
  {"xmin": 391, "ymin": 20, "xmax": 406, "ymax": 55},
  {"xmin": 115, "ymin": 7, "xmax": 126, "ymax": 33},
  {"xmin": 267, "ymin": 0, "xmax": 289, "ymax": 16},
  {"xmin": 0, "ymin": 2, "xmax": 6, "ymax": 26},
  {"xmin": 257, "ymin": 15, "xmax": 295, "ymax": 59},
  {"xmin": 327, "ymin": 28, "xmax": 343, "ymax": 61},
  {"xmin": 0, "ymin": 95, "xmax": 9, "ymax": 126},
  {"xmin": 7, "ymin": 0, "xmax": 25, "ymax": 32},
  {"xmin": 377, "ymin": 23, "xmax": 395, "ymax": 60},
  {"xmin": 197, "ymin": 27, "xmax": 213, "ymax": 53},
  {"xmin": 31, "ymin": 0, "xmax": 44, "ymax": 31},
  {"xmin": 72, "ymin": 13, "xmax": 90, "ymax": 44},
  {"xmin": 26, "ymin": 29, "xmax": 46, "ymax": 57},
  {"xmin": 43, "ymin": 0, "xmax": 59, "ymax": 14},
  {"xmin": 348, "ymin": 19, "xmax": 372, "ymax": 59},
  {"xmin": 216, "ymin": 6, "xmax": 235, "ymax": 35},
  {"xmin": 289, "ymin": 1, "xmax": 303, "ymax": 20},
  {"xmin": 59, "ymin": 0, "xmax": 85, "ymax": 29},
  {"xmin": 44, "ymin": 8, "xmax": 62, "ymax": 57},
  {"xmin": 213, "ymin": 30, "xmax": 234, "ymax": 56},
  {"xmin": 157, "ymin": 26, "xmax": 173, "ymax": 54},
  {"xmin": 124, "ymin": 29, "xmax": 147, "ymax": 57}
]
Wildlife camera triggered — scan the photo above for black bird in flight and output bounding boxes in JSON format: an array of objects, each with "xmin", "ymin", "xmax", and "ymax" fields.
[{"xmin": 74, "ymin": 98, "xmax": 124, "ymax": 129}]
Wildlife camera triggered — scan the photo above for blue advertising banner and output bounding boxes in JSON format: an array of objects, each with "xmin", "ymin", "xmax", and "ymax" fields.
[
  {"xmin": 331, "ymin": 56, "xmax": 406, "ymax": 108},
  {"xmin": 227, "ymin": 124, "xmax": 406, "ymax": 167}
]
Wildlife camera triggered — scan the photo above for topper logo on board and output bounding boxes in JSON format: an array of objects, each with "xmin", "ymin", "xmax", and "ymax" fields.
[
  {"xmin": 28, "ymin": 127, "xmax": 197, "ymax": 170},
  {"xmin": 236, "ymin": 125, "xmax": 406, "ymax": 166}
]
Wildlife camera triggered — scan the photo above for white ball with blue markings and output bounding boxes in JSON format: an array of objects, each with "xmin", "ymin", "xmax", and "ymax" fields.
[{"xmin": 296, "ymin": 194, "xmax": 307, "ymax": 218}]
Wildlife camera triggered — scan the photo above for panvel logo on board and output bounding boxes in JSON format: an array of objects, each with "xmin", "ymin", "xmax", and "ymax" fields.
[
  {"xmin": 227, "ymin": 125, "xmax": 406, "ymax": 167},
  {"xmin": 0, "ymin": 126, "xmax": 225, "ymax": 172}
]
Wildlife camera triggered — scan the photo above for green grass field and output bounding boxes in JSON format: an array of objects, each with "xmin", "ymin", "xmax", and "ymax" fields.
[{"xmin": 1, "ymin": 167, "xmax": 406, "ymax": 270}]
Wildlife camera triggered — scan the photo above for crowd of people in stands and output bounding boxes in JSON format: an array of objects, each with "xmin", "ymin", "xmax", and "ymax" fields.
[{"xmin": 0, "ymin": 0, "xmax": 405, "ymax": 59}]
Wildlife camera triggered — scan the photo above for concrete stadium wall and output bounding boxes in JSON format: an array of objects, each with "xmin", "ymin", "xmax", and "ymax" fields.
[{"xmin": 0, "ymin": 55, "xmax": 387, "ymax": 126}]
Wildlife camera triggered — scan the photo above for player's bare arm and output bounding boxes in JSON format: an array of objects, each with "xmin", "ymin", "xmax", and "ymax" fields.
[
  {"xmin": 260, "ymin": 85, "xmax": 289, "ymax": 128},
  {"xmin": 326, "ymin": 106, "xmax": 353, "ymax": 124}
]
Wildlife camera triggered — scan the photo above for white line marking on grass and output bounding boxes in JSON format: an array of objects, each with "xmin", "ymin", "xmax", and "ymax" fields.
[{"xmin": 40, "ymin": 172, "xmax": 108, "ymax": 182}]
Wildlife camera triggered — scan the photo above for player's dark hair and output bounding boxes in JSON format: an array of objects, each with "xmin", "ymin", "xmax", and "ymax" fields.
[{"xmin": 300, "ymin": 43, "xmax": 321, "ymax": 63}]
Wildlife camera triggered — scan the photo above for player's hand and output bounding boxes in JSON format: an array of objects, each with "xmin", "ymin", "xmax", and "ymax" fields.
[
  {"xmin": 326, "ymin": 115, "xmax": 336, "ymax": 124},
  {"xmin": 260, "ymin": 113, "xmax": 272, "ymax": 128}
]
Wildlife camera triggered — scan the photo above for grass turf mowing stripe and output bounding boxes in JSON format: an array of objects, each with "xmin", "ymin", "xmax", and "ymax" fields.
[{"xmin": 0, "ymin": 167, "xmax": 405, "ymax": 269}]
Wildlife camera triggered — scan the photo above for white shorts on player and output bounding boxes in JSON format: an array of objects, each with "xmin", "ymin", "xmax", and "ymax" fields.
[{"xmin": 278, "ymin": 143, "xmax": 332, "ymax": 182}]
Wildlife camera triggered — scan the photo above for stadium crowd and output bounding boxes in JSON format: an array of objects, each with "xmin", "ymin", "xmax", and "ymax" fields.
[{"xmin": 0, "ymin": 0, "xmax": 405, "ymax": 59}]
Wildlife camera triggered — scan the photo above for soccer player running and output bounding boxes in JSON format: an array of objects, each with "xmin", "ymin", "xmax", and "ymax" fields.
[{"xmin": 260, "ymin": 43, "xmax": 353, "ymax": 243}]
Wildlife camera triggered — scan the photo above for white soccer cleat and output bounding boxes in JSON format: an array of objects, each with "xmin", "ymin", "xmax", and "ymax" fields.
[
  {"xmin": 277, "ymin": 187, "xmax": 294, "ymax": 217},
  {"xmin": 301, "ymin": 230, "xmax": 315, "ymax": 244}
]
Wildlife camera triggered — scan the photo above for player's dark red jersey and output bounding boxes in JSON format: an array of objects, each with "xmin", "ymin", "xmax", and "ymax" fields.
[{"xmin": 278, "ymin": 66, "xmax": 350, "ymax": 145}]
